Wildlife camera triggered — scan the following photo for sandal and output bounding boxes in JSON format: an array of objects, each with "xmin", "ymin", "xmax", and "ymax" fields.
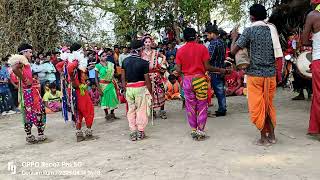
[
  {"xmin": 137, "ymin": 131, "xmax": 145, "ymax": 140},
  {"xmin": 76, "ymin": 130, "xmax": 85, "ymax": 142},
  {"xmin": 26, "ymin": 135, "xmax": 38, "ymax": 144},
  {"xmin": 195, "ymin": 130, "xmax": 206, "ymax": 141},
  {"xmin": 37, "ymin": 134, "xmax": 47, "ymax": 142},
  {"xmin": 85, "ymin": 128, "xmax": 93, "ymax": 138},
  {"xmin": 191, "ymin": 130, "xmax": 197, "ymax": 140},
  {"xmin": 130, "ymin": 131, "xmax": 138, "ymax": 141},
  {"xmin": 159, "ymin": 110, "xmax": 167, "ymax": 119},
  {"xmin": 105, "ymin": 114, "xmax": 112, "ymax": 121},
  {"xmin": 109, "ymin": 113, "xmax": 120, "ymax": 120}
]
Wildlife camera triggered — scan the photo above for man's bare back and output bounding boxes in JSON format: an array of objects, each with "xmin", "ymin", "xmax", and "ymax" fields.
[{"xmin": 302, "ymin": 9, "xmax": 320, "ymax": 46}]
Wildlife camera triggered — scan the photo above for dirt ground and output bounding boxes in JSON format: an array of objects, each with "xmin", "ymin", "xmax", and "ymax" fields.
[{"xmin": 0, "ymin": 89, "xmax": 319, "ymax": 180}]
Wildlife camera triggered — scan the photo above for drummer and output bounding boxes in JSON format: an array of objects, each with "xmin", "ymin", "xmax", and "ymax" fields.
[{"xmin": 302, "ymin": 0, "xmax": 320, "ymax": 138}]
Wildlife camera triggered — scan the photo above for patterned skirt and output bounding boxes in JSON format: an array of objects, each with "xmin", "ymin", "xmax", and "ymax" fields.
[
  {"xmin": 22, "ymin": 88, "xmax": 46, "ymax": 125},
  {"xmin": 149, "ymin": 73, "xmax": 165, "ymax": 108}
]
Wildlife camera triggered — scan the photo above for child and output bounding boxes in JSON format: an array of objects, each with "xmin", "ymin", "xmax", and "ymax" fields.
[
  {"xmin": 224, "ymin": 62, "xmax": 244, "ymax": 96},
  {"xmin": 43, "ymin": 82, "xmax": 62, "ymax": 112},
  {"xmin": 165, "ymin": 74, "xmax": 181, "ymax": 100},
  {"xmin": 32, "ymin": 73, "xmax": 41, "ymax": 92},
  {"xmin": 168, "ymin": 55, "xmax": 176, "ymax": 73},
  {"xmin": 42, "ymin": 80, "xmax": 50, "ymax": 96},
  {"xmin": 88, "ymin": 83, "xmax": 100, "ymax": 106}
]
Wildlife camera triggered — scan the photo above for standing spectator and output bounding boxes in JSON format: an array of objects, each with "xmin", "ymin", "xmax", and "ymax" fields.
[
  {"xmin": 42, "ymin": 55, "xmax": 56, "ymax": 85},
  {"xmin": 0, "ymin": 57, "xmax": 16, "ymax": 115},
  {"xmin": 165, "ymin": 42, "xmax": 177, "ymax": 60},
  {"xmin": 206, "ymin": 25, "xmax": 227, "ymax": 117},
  {"xmin": 31, "ymin": 55, "xmax": 46, "ymax": 85},
  {"xmin": 6, "ymin": 55, "xmax": 19, "ymax": 108},
  {"xmin": 114, "ymin": 45, "xmax": 120, "ymax": 65},
  {"xmin": 87, "ymin": 51, "xmax": 97, "ymax": 85},
  {"xmin": 118, "ymin": 46, "xmax": 130, "ymax": 67}
]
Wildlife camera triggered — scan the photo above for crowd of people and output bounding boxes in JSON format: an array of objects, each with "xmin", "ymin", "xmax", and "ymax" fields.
[{"xmin": 1, "ymin": 2, "xmax": 319, "ymax": 146}]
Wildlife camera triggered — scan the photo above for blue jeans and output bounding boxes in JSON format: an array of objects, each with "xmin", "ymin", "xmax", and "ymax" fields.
[
  {"xmin": 0, "ymin": 89, "xmax": 15, "ymax": 113},
  {"xmin": 211, "ymin": 76, "xmax": 227, "ymax": 113}
]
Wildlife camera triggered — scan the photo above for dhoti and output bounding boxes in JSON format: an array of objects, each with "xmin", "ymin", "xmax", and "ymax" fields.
[
  {"xmin": 247, "ymin": 76, "xmax": 277, "ymax": 132},
  {"xmin": 308, "ymin": 60, "xmax": 320, "ymax": 134}
]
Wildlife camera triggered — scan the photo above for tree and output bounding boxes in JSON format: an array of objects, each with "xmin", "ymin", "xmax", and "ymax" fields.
[{"xmin": 0, "ymin": 0, "xmax": 73, "ymax": 57}]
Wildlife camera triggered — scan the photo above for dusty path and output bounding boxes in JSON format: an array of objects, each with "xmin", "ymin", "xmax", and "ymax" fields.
[{"xmin": 0, "ymin": 89, "xmax": 319, "ymax": 180}]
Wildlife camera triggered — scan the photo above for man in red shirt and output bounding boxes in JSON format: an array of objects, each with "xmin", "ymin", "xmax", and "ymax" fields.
[{"xmin": 176, "ymin": 28, "xmax": 229, "ymax": 140}]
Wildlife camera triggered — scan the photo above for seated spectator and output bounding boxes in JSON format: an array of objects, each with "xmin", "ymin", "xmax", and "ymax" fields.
[
  {"xmin": 43, "ymin": 83, "xmax": 62, "ymax": 112},
  {"xmin": 165, "ymin": 74, "xmax": 181, "ymax": 100},
  {"xmin": 224, "ymin": 62, "xmax": 244, "ymax": 96},
  {"xmin": 42, "ymin": 80, "xmax": 50, "ymax": 94},
  {"xmin": 88, "ymin": 83, "xmax": 100, "ymax": 106}
]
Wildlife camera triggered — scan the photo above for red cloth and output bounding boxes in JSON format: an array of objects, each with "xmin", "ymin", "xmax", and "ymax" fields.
[
  {"xmin": 225, "ymin": 70, "xmax": 239, "ymax": 89},
  {"xmin": 276, "ymin": 57, "xmax": 283, "ymax": 84},
  {"xmin": 21, "ymin": 65, "xmax": 33, "ymax": 89},
  {"xmin": 76, "ymin": 89, "xmax": 94, "ymax": 129},
  {"xmin": 8, "ymin": 67, "xmax": 18, "ymax": 84},
  {"xmin": 176, "ymin": 42, "xmax": 210, "ymax": 76},
  {"xmin": 50, "ymin": 55, "xmax": 58, "ymax": 66},
  {"xmin": 168, "ymin": 31, "xmax": 174, "ymax": 42},
  {"xmin": 311, "ymin": 0, "xmax": 320, "ymax": 4},
  {"xmin": 308, "ymin": 60, "xmax": 320, "ymax": 134}
]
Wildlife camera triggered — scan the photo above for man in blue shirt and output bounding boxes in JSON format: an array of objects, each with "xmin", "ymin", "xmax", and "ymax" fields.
[
  {"xmin": 0, "ymin": 57, "xmax": 16, "ymax": 115},
  {"xmin": 165, "ymin": 42, "xmax": 177, "ymax": 60},
  {"xmin": 206, "ymin": 25, "xmax": 227, "ymax": 116}
]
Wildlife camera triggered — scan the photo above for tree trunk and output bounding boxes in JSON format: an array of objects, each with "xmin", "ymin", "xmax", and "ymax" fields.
[{"xmin": 173, "ymin": 0, "xmax": 180, "ymax": 42}]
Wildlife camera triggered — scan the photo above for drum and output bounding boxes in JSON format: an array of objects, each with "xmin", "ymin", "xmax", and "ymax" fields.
[
  {"xmin": 296, "ymin": 51, "xmax": 312, "ymax": 79},
  {"xmin": 235, "ymin": 48, "xmax": 250, "ymax": 70}
]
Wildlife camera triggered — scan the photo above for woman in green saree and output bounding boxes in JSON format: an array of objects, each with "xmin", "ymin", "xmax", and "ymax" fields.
[{"xmin": 95, "ymin": 51, "xmax": 119, "ymax": 120}]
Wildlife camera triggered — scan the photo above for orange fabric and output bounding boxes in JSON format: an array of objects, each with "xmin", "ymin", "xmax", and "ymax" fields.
[
  {"xmin": 247, "ymin": 76, "xmax": 277, "ymax": 131},
  {"xmin": 116, "ymin": 66, "xmax": 122, "ymax": 75},
  {"xmin": 165, "ymin": 81, "xmax": 180, "ymax": 100},
  {"xmin": 207, "ymin": 74, "xmax": 213, "ymax": 105}
]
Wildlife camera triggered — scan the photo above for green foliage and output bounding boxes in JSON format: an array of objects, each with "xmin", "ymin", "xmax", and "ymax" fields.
[{"xmin": 0, "ymin": 0, "xmax": 72, "ymax": 56}]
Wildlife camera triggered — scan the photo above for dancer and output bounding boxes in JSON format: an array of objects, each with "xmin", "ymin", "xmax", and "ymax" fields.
[
  {"xmin": 56, "ymin": 43, "xmax": 95, "ymax": 142},
  {"xmin": 302, "ymin": 0, "xmax": 320, "ymax": 138},
  {"xmin": 176, "ymin": 28, "xmax": 229, "ymax": 140},
  {"xmin": 141, "ymin": 36, "xmax": 167, "ymax": 119},
  {"xmin": 95, "ymin": 50, "xmax": 119, "ymax": 120},
  {"xmin": 9, "ymin": 44, "xmax": 46, "ymax": 143},
  {"xmin": 122, "ymin": 40, "xmax": 152, "ymax": 141},
  {"xmin": 231, "ymin": 4, "xmax": 283, "ymax": 146}
]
